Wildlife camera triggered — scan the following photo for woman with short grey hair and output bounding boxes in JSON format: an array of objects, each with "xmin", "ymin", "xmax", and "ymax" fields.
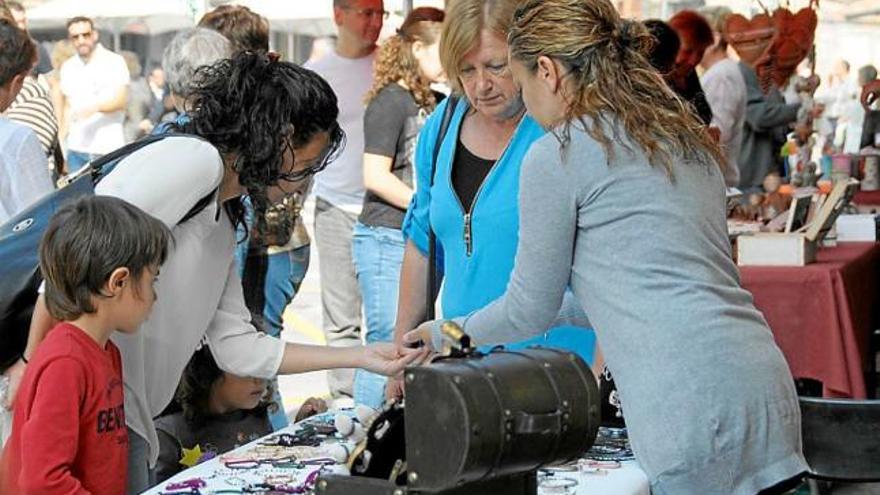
[{"xmin": 162, "ymin": 27, "xmax": 230, "ymax": 110}]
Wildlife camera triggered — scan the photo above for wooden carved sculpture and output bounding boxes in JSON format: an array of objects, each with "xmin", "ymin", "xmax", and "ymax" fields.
[
  {"xmin": 770, "ymin": 5, "xmax": 818, "ymax": 88},
  {"xmin": 725, "ymin": 1, "xmax": 818, "ymax": 92}
]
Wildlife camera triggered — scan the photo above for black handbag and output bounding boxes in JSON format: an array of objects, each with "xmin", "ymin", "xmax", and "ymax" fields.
[{"xmin": 0, "ymin": 133, "xmax": 213, "ymax": 371}]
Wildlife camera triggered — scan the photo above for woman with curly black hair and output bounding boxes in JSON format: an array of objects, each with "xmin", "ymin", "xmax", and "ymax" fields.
[{"xmin": 23, "ymin": 51, "xmax": 424, "ymax": 493}]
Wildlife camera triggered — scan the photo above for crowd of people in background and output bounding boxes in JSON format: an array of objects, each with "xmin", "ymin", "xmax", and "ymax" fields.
[{"xmin": 0, "ymin": 0, "xmax": 879, "ymax": 493}]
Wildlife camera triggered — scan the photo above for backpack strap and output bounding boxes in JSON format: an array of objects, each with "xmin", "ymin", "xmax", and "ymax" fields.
[
  {"xmin": 91, "ymin": 133, "xmax": 217, "ymax": 226},
  {"xmin": 179, "ymin": 191, "xmax": 216, "ymax": 224},
  {"xmin": 429, "ymin": 96, "xmax": 460, "ymax": 189},
  {"xmin": 89, "ymin": 133, "xmax": 173, "ymax": 181},
  {"xmin": 426, "ymin": 95, "xmax": 459, "ymax": 320}
]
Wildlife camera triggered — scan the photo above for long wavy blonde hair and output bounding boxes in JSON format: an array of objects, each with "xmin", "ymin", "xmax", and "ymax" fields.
[
  {"xmin": 365, "ymin": 7, "xmax": 444, "ymax": 111},
  {"xmin": 508, "ymin": 0, "xmax": 723, "ymax": 175}
]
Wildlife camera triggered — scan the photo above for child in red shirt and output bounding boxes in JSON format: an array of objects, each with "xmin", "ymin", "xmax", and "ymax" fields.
[{"xmin": 0, "ymin": 196, "xmax": 172, "ymax": 494}]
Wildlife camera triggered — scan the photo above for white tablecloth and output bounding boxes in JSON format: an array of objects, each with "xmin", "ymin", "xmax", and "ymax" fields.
[
  {"xmin": 143, "ymin": 413, "xmax": 650, "ymax": 495},
  {"xmin": 539, "ymin": 462, "xmax": 650, "ymax": 495}
]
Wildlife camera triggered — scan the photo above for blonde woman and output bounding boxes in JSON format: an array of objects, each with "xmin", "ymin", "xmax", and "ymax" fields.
[
  {"xmin": 406, "ymin": 0, "xmax": 808, "ymax": 493},
  {"xmin": 353, "ymin": 6, "xmax": 445, "ymax": 409},
  {"xmin": 388, "ymin": 0, "xmax": 597, "ymax": 400}
]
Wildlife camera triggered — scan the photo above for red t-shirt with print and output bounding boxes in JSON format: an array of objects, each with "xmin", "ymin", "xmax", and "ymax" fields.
[{"xmin": 0, "ymin": 323, "xmax": 128, "ymax": 494}]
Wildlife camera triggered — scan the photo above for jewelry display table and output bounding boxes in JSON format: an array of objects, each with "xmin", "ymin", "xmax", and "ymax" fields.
[{"xmin": 144, "ymin": 414, "xmax": 651, "ymax": 495}]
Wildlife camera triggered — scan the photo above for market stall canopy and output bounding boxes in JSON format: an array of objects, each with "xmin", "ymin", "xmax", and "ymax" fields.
[
  {"xmin": 823, "ymin": 0, "xmax": 880, "ymax": 24},
  {"xmin": 26, "ymin": 0, "xmax": 194, "ymax": 34}
]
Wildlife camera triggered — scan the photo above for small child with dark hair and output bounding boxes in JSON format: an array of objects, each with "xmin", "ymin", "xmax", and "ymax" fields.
[
  {"xmin": 155, "ymin": 346, "xmax": 326, "ymax": 482},
  {"xmin": 0, "ymin": 195, "xmax": 172, "ymax": 494}
]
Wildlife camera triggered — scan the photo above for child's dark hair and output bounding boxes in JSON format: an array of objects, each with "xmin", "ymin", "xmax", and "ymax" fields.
[
  {"xmin": 176, "ymin": 345, "xmax": 276, "ymax": 428},
  {"xmin": 184, "ymin": 51, "xmax": 345, "ymax": 229},
  {"xmin": 39, "ymin": 196, "xmax": 173, "ymax": 321}
]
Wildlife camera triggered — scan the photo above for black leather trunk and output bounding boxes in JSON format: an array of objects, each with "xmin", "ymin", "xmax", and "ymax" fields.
[{"xmin": 405, "ymin": 347, "xmax": 599, "ymax": 492}]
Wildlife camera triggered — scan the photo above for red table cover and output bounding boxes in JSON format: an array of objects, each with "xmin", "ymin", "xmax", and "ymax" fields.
[
  {"xmin": 739, "ymin": 242, "xmax": 880, "ymax": 398},
  {"xmin": 854, "ymin": 189, "xmax": 880, "ymax": 207}
]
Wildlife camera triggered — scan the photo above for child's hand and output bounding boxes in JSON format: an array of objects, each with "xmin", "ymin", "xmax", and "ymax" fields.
[
  {"xmin": 360, "ymin": 343, "xmax": 428, "ymax": 377},
  {"xmin": 294, "ymin": 397, "xmax": 328, "ymax": 423},
  {"xmin": 385, "ymin": 375, "xmax": 405, "ymax": 402},
  {"xmin": 2, "ymin": 359, "xmax": 26, "ymax": 410}
]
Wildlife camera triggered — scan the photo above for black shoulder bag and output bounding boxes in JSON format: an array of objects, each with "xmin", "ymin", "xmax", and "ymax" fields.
[{"xmin": 426, "ymin": 96, "xmax": 459, "ymax": 320}]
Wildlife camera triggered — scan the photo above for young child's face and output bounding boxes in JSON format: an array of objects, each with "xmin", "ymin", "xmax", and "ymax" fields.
[
  {"xmin": 212, "ymin": 374, "xmax": 269, "ymax": 413},
  {"xmin": 116, "ymin": 265, "xmax": 160, "ymax": 333}
]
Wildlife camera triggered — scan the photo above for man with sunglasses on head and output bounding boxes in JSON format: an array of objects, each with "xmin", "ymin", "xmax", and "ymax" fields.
[
  {"xmin": 304, "ymin": 0, "xmax": 386, "ymax": 405},
  {"xmin": 58, "ymin": 16, "xmax": 129, "ymax": 173}
]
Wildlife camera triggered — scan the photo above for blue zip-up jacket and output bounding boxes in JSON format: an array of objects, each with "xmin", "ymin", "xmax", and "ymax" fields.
[
  {"xmin": 403, "ymin": 97, "xmax": 543, "ymax": 319},
  {"xmin": 403, "ymin": 99, "xmax": 595, "ymax": 363}
]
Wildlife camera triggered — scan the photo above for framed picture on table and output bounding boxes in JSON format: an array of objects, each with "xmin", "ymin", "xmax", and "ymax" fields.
[
  {"xmin": 785, "ymin": 193, "xmax": 814, "ymax": 233},
  {"xmin": 805, "ymin": 179, "xmax": 860, "ymax": 243}
]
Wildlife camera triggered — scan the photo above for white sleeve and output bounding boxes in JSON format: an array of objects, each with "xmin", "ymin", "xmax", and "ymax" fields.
[
  {"xmin": 8, "ymin": 128, "xmax": 52, "ymax": 215},
  {"xmin": 94, "ymin": 137, "xmax": 224, "ymax": 228},
  {"xmin": 702, "ymin": 73, "xmax": 739, "ymax": 143},
  {"xmin": 205, "ymin": 255, "xmax": 286, "ymax": 379}
]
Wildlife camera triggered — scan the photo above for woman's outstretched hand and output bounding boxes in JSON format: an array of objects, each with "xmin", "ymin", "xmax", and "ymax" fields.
[{"xmin": 361, "ymin": 342, "xmax": 430, "ymax": 377}]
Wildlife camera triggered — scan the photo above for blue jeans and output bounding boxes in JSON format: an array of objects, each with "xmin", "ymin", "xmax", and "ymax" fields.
[
  {"xmin": 66, "ymin": 150, "xmax": 98, "ymax": 174},
  {"xmin": 262, "ymin": 245, "xmax": 310, "ymax": 336},
  {"xmin": 235, "ymin": 201, "xmax": 311, "ymax": 430},
  {"xmin": 351, "ymin": 223, "xmax": 405, "ymax": 410},
  {"xmin": 126, "ymin": 428, "xmax": 156, "ymax": 494}
]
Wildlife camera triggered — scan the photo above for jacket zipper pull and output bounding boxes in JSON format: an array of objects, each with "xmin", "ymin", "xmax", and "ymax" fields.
[{"xmin": 463, "ymin": 213, "xmax": 473, "ymax": 257}]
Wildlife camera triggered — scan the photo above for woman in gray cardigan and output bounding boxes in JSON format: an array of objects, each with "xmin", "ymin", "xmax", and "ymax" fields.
[{"xmin": 405, "ymin": 0, "xmax": 808, "ymax": 493}]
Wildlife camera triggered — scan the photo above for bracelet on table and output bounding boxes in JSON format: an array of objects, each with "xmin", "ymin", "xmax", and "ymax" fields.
[
  {"xmin": 539, "ymin": 465, "xmax": 579, "ymax": 475},
  {"xmin": 158, "ymin": 489, "xmax": 201, "ymax": 495},
  {"xmin": 580, "ymin": 459, "xmax": 621, "ymax": 470},
  {"xmin": 582, "ymin": 467, "xmax": 611, "ymax": 476},
  {"xmin": 165, "ymin": 478, "xmax": 207, "ymax": 491},
  {"xmin": 263, "ymin": 474, "xmax": 295, "ymax": 486},
  {"xmin": 538, "ymin": 476, "xmax": 579, "ymax": 494},
  {"xmin": 299, "ymin": 457, "xmax": 337, "ymax": 466}
]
